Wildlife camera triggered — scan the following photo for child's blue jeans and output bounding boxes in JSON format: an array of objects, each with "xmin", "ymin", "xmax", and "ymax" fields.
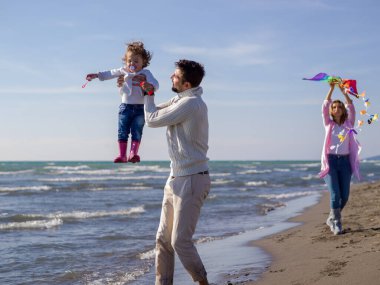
[
  {"xmin": 324, "ymin": 154, "xmax": 352, "ymax": 210},
  {"xmin": 118, "ymin": 103, "xmax": 145, "ymax": 142}
]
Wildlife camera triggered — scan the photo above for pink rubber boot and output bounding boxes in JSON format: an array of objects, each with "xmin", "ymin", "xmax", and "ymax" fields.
[
  {"xmin": 128, "ymin": 141, "xmax": 141, "ymax": 163},
  {"xmin": 114, "ymin": 141, "xmax": 128, "ymax": 163}
]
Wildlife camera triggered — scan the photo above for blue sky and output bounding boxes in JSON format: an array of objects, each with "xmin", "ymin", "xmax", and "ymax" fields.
[{"xmin": 1, "ymin": 0, "xmax": 379, "ymax": 161}]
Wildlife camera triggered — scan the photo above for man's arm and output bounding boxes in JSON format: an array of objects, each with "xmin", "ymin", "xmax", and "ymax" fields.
[{"xmin": 144, "ymin": 96, "xmax": 196, "ymax": 128}]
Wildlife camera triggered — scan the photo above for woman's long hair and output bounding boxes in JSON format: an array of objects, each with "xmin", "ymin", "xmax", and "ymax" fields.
[{"xmin": 330, "ymin": 100, "xmax": 348, "ymax": 125}]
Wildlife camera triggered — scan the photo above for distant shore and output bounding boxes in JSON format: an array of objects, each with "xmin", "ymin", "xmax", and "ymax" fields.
[{"xmin": 245, "ymin": 181, "xmax": 380, "ymax": 285}]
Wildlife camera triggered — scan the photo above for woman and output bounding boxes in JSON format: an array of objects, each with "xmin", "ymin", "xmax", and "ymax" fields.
[{"xmin": 319, "ymin": 82, "xmax": 361, "ymax": 235}]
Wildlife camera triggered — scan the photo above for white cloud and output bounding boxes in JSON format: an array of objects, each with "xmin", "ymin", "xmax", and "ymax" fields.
[
  {"xmin": 55, "ymin": 21, "xmax": 77, "ymax": 28},
  {"xmin": 162, "ymin": 42, "xmax": 272, "ymax": 66},
  {"xmin": 0, "ymin": 86, "xmax": 115, "ymax": 95},
  {"xmin": 0, "ymin": 59, "xmax": 45, "ymax": 77}
]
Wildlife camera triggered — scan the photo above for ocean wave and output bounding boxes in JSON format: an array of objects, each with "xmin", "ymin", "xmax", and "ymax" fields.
[
  {"xmin": 245, "ymin": 181, "xmax": 268, "ymax": 186},
  {"xmin": 207, "ymin": 194, "xmax": 217, "ymax": 200},
  {"xmin": 301, "ymin": 174, "xmax": 318, "ymax": 180},
  {"xmin": 237, "ymin": 169, "xmax": 272, "ymax": 174},
  {"xmin": 38, "ymin": 175, "xmax": 167, "ymax": 182},
  {"xmin": 210, "ymin": 172, "xmax": 232, "ymax": 177},
  {"xmin": 289, "ymin": 162, "xmax": 320, "ymax": 168},
  {"xmin": 89, "ymin": 186, "xmax": 153, "ymax": 191},
  {"xmin": 52, "ymin": 169, "xmax": 119, "ymax": 175},
  {"xmin": 0, "ymin": 185, "xmax": 52, "ymax": 192},
  {"xmin": 294, "ymin": 167, "xmax": 308, "ymax": 171},
  {"xmin": 2, "ymin": 207, "xmax": 145, "ymax": 224},
  {"xmin": 0, "ymin": 218, "xmax": 62, "ymax": 230},
  {"xmin": 259, "ymin": 202, "xmax": 286, "ymax": 214},
  {"xmin": 196, "ymin": 235, "xmax": 224, "ymax": 244},
  {"xmin": 236, "ymin": 163, "xmax": 262, "ymax": 168},
  {"xmin": 274, "ymin": 168, "xmax": 291, "ymax": 172},
  {"xmin": 87, "ymin": 265, "xmax": 151, "ymax": 284},
  {"xmin": 44, "ymin": 165, "xmax": 90, "ymax": 171},
  {"xmin": 0, "ymin": 169, "xmax": 34, "ymax": 175},
  {"xmin": 256, "ymin": 191, "xmax": 316, "ymax": 199},
  {"xmin": 49, "ymin": 206, "xmax": 145, "ymax": 220},
  {"xmin": 138, "ymin": 248, "xmax": 155, "ymax": 260},
  {"xmin": 211, "ymin": 179, "xmax": 234, "ymax": 185},
  {"xmin": 124, "ymin": 165, "xmax": 171, "ymax": 173}
]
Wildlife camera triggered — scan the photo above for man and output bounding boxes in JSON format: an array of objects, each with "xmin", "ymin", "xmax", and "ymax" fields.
[{"xmin": 139, "ymin": 59, "xmax": 210, "ymax": 285}]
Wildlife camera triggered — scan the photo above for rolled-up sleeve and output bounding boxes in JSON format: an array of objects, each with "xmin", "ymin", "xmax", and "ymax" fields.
[
  {"xmin": 346, "ymin": 103, "xmax": 356, "ymax": 126},
  {"xmin": 322, "ymin": 100, "xmax": 332, "ymax": 127}
]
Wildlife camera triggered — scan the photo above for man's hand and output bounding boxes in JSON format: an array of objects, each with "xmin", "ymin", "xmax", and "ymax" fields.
[
  {"xmin": 140, "ymin": 81, "xmax": 154, "ymax": 95},
  {"xmin": 117, "ymin": 75, "xmax": 124, "ymax": 87},
  {"xmin": 132, "ymin": 74, "xmax": 147, "ymax": 83}
]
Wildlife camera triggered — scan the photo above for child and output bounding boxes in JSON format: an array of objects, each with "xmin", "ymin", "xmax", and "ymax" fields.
[
  {"xmin": 86, "ymin": 41, "xmax": 159, "ymax": 163},
  {"xmin": 319, "ymin": 82, "xmax": 361, "ymax": 235}
]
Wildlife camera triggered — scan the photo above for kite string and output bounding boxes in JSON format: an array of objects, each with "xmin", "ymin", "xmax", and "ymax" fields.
[{"xmin": 82, "ymin": 80, "xmax": 90, "ymax": 88}]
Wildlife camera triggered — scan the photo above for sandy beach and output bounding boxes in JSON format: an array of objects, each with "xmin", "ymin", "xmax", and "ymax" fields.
[{"xmin": 244, "ymin": 181, "xmax": 380, "ymax": 285}]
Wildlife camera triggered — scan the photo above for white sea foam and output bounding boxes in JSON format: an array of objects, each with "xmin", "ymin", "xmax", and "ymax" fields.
[
  {"xmin": 0, "ymin": 185, "xmax": 52, "ymax": 192},
  {"xmin": 89, "ymin": 187, "xmax": 107, "ymax": 191},
  {"xmin": 210, "ymin": 172, "xmax": 232, "ymax": 177},
  {"xmin": 211, "ymin": 179, "xmax": 234, "ymax": 185},
  {"xmin": 257, "ymin": 191, "xmax": 316, "ymax": 199},
  {"xmin": 39, "ymin": 175, "xmax": 166, "ymax": 182},
  {"xmin": 301, "ymin": 174, "xmax": 318, "ymax": 180},
  {"xmin": 52, "ymin": 169, "xmax": 118, "ymax": 175},
  {"xmin": 89, "ymin": 186, "xmax": 152, "ymax": 191},
  {"xmin": 123, "ymin": 165, "xmax": 171, "ymax": 173},
  {"xmin": 48, "ymin": 206, "xmax": 145, "ymax": 220},
  {"xmin": 236, "ymin": 163, "xmax": 261, "ymax": 168},
  {"xmin": 274, "ymin": 168, "xmax": 291, "ymax": 172},
  {"xmin": 0, "ymin": 218, "xmax": 62, "ymax": 230},
  {"xmin": 44, "ymin": 165, "xmax": 90, "ymax": 171},
  {"xmin": 89, "ymin": 264, "xmax": 151, "ymax": 284},
  {"xmin": 124, "ymin": 186, "xmax": 153, "ymax": 190},
  {"xmin": 237, "ymin": 169, "xmax": 272, "ymax": 174},
  {"xmin": 138, "ymin": 248, "xmax": 155, "ymax": 260},
  {"xmin": 207, "ymin": 194, "xmax": 217, "ymax": 199},
  {"xmin": 245, "ymin": 181, "xmax": 268, "ymax": 186},
  {"xmin": 294, "ymin": 167, "xmax": 308, "ymax": 171},
  {"xmin": 196, "ymin": 236, "xmax": 224, "ymax": 244},
  {"xmin": 367, "ymin": 173, "xmax": 375, "ymax": 177},
  {"xmin": 0, "ymin": 169, "xmax": 34, "ymax": 175},
  {"xmin": 290, "ymin": 162, "xmax": 320, "ymax": 168}
]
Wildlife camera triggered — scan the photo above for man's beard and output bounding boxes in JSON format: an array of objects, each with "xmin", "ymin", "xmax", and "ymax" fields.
[{"xmin": 172, "ymin": 87, "xmax": 179, "ymax": 93}]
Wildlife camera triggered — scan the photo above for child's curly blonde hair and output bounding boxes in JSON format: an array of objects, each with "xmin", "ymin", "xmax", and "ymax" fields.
[{"xmin": 122, "ymin": 41, "xmax": 152, "ymax": 68}]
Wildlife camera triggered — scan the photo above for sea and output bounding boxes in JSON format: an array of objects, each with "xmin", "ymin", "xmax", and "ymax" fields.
[{"xmin": 1, "ymin": 160, "xmax": 379, "ymax": 285}]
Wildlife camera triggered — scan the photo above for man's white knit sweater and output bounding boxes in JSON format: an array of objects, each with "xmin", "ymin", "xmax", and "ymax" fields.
[{"xmin": 144, "ymin": 86, "xmax": 209, "ymax": 177}]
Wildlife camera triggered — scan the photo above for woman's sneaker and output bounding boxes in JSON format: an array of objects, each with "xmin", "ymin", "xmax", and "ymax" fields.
[
  {"xmin": 332, "ymin": 220, "xmax": 342, "ymax": 235},
  {"xmin": 326, "ymin": 216, "xmax": 335, "ymax": 232}
]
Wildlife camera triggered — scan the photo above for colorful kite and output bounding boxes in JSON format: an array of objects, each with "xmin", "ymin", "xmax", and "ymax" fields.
[
  {"xmin": 303, "ymin": 72, "xmax": 378, "ymax": 147},
  {"xmin": 303, "ymin": 73, "xmax": 359, "ymax": 98}
]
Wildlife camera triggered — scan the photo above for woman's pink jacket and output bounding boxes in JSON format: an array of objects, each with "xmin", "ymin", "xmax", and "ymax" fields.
[{"xmin": 319, "ymin": 100, "xmax": 361, "ymax": 180}]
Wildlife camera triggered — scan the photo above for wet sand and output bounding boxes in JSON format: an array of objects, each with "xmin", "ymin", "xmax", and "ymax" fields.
[{"xmin": 246, "ymin": 181, "xmax": 380, "ymax": 285}]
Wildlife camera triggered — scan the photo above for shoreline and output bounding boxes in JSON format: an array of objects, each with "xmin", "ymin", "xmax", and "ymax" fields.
[
  {"xmin": 135, "ymin": 194, "xmax": 322, "ymax": 284},
  {"xmin": 245, "ymin": 181, "xmax": 380, "ymax": 285}
]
